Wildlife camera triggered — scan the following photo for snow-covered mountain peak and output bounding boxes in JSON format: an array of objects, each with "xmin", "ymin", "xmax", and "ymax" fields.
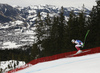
[{"xmin": 27, "ymin": 4, "xmax": 59, "ymax": 10}]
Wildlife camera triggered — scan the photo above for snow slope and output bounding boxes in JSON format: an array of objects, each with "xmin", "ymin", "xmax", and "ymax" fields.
[{"xmin": 16, "ymin": 53, "xmax": 100, "ymax": 73}]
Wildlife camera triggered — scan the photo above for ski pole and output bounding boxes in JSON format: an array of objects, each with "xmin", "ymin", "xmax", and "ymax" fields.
[{"xmin": 83, "ymin": 30, "xmax": 90, "ymax": 47}]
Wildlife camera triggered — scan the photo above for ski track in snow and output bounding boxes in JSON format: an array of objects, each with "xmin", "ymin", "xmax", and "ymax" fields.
[
  {"xmin": 16, "ymin": 53, "xmax": 100, "ymax": 73},
  {"xmin": 27, "ymin": 56, "xmax": 100, "ymax": 73}
]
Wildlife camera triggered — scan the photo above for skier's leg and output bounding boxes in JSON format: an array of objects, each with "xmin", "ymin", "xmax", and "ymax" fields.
[
  {"xmin": 75, "ymin": 46, "xmax": 80, "ymax": 51},
  {"xmin": 75, "ymin": 45, "xmax": 81, "ymax": 51},
  {"xmin": 75, "ymin": 45, "xmax": 82, "ymax": 54}
]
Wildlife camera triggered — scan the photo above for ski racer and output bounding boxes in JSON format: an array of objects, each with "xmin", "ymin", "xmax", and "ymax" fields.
[{"xmin": 71, "ymin": 39, "xmax": 83, "ymax": 54}]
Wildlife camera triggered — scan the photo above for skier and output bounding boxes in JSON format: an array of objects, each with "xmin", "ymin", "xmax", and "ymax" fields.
[{"xmin": 71, "ymin": 39, "xmax": 83, "ymax": 54}]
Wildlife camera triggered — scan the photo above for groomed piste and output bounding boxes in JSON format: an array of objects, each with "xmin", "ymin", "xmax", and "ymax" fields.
[{"xmin": 6, "ymin": 47, "xmax": 100, "ymax": 73}]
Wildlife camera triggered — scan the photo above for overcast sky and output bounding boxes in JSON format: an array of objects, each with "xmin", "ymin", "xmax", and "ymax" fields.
[{"xmin": 0, "ymin": 0, "xmax": 97, "ymax": 8}]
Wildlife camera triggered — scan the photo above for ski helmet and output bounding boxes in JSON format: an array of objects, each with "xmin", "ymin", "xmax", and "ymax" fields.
[{"xmin": 71, "ymin": 39, "xmax": 75, "ymax": 43}]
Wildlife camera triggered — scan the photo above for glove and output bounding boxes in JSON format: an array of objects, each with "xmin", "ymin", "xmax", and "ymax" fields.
[{"xmin": 81, "ymin": 45, "xmax": 84, "ymax": 48}]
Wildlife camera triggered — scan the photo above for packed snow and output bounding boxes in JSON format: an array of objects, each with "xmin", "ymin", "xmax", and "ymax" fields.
[{"xmin": 16, "ymin": 53, "xmax": 100, "ymax": 73}]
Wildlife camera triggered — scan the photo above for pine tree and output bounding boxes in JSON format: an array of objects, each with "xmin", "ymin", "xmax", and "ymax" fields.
[
  {"xmin": 87, "ymin": 0, "xmax": 100, "ymax": 47},
  {"xmin": 41, "ymin": 15, "xmax": 59, "ymax": 56},
  {"xmin": 50, "ymin": 16, "xmax": 59, "ymax": 40},
  {"xmin": 50, "ymin": 16, "xmax": 59, "ymax": 54},
  {"xmin": 77, "ymin": 10, "xmax": 86, "ymax": 41},
  {"xmin": 35, "ymin": 12, "xmax": 44, "ymax": 42},
  {"xmin": 58, "ymin": 6, "xmax": 66, "ymax": 52},
  {"xmin": 31, "ymin": 43, "xmax": 40, "ymax": 58},
  {"xmin": 41, "ymin": 7, "xmax": 67, "ymax": 55},
  {"xmin": 44, "ymin": 13, "xmax": 52, "ymax": 38},
  {"xmin": 67, "ymin": 10, "xmax": 78, "ymax": 39}
]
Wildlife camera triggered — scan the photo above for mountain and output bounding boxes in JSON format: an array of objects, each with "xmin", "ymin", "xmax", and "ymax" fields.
[
  {"xmin": 0, "ymin": 4, "xmax": 22, "ymax": 23},
  {"xmin": 0, "ymin": 4, "xmax": 91, "ymax": 49},
  {"xmin": 19, "ymin": 5, "xmax": 91, "ymax": 25},
  {"xmin": 0, "ymin": 4, "xmax": 91, "ymax": 24}
]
